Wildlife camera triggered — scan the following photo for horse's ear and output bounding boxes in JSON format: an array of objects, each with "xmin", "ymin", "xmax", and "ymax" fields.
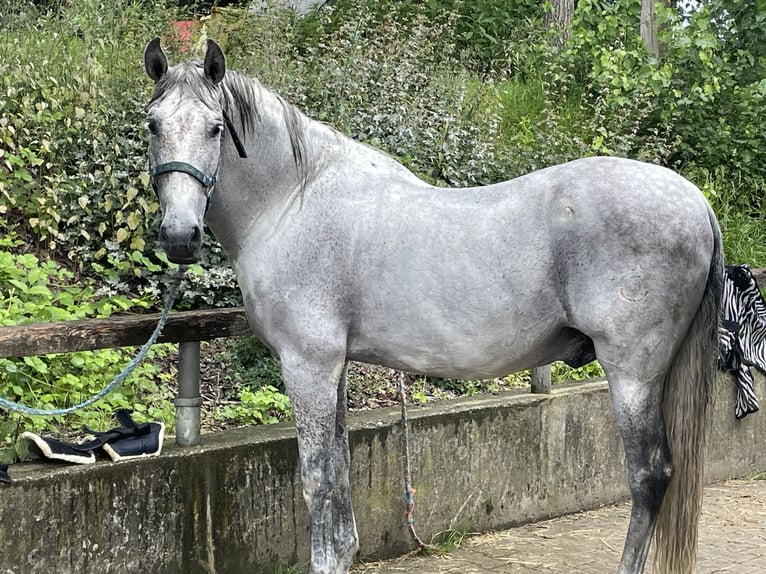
[
  {"xmin": 144, "ymin": 37, "xmax": 168, "ymax": 83},
  {"xmin": 203, "ymin": 39, "xmax": 226, "ymax": 85}
]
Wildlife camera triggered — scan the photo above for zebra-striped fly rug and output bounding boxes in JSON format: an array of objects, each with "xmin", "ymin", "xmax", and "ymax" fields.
[{"xmin": 719, "ymin": 263, "xmax": 766, "ymax": 419}]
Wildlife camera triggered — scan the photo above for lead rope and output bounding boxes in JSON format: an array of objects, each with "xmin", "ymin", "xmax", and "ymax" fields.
[
  {"xmin": 397, "ymin": 371, "xmax": 433, "ymax": 550},
  {"xmin": 0, "ymin": 267, "xmax": 186, "ymax": 417}
]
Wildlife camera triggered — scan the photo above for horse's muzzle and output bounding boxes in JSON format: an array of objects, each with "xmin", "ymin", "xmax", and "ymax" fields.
[{"xmin": 159, "ymin": 223, "xmax": 203, "ymax": 264}]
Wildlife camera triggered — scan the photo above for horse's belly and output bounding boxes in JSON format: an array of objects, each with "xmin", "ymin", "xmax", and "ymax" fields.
[
  {"xmin": 346, "ymin": 314, "xmax": 568, "ymax": 379},
  {"xmin": 348, "ymin": 344, "xmax": 533, "ymax": 379}
]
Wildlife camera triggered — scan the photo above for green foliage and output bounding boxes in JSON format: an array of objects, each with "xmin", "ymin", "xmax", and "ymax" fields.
[
  {"xmin": 215, "ymin": 386, "xmax": 292, "ymax": 426},
  {"xmin": 553, "ymin": 0, "xmax": 766, "ymax": 203},
  {"xmin": 420, "ymin": 528, "xmax": 470, "ymax": 556},
  {"xmin": 552, "ymin": 361, "xmax": 605, "ymax": 383},
  {"xmin": 429, "ymin": 375, "xmax": 503, "ymax": 397},
  {"xmin": 450, "ymin": 0, "xmax": 542, "ymax": 71},
  {"xmin": 0, "ymin": 0, "xmax": 242, "ymax": 308},
  {"xmin": 0, "ymin": 1, "xmax": 170, "ymax": 259},
  {"xmin": 520, "ymin": 0, "xmax": 766, "ymax": 262},
  {"xmin": 287, "ymin": 3, "xmax": 505, "ymax": 185},
  {"xmin": 5, "ymin": 0, "xmax": 761, "ymax": 294},
  {"xmin": 203, "ymin": 1, "xmax": 511, "ymax": 186},
  {"xmin": 658, "ymin": 1, "xmax": 766, "ymax": 185},
  {"xmin": 546, "ymin": 0, "xmax": 673, "ymax": 163},
  {"xmin": 212, "ymin": 335, "xmax": 292, "ymax": 426},
  {"xmin": 693, "ymin": 166, "xmax": 766, "ymax": 265},
  {"xmin": 0, "ymin": 233, "xmax": 152, "ymax": 323},
  {"xmin": 219, "ymin": 336, "xmax": 284, "ymax": 393},
  {"xmin": 0, "ymin": 231, "xmax": 175, "ymax": 462},
  {"xmin": 302, "ymin": 0, "xmax": 543, "ymax": 74}
]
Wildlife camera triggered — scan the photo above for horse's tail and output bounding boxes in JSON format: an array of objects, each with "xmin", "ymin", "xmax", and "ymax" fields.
[{"xmin": 654, "ymin": 204, "xmax": 723, "ymax": 574}]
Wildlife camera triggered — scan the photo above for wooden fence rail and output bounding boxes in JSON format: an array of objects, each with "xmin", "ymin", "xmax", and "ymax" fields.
[{"xmin": 0, "ymin": 308, "xmax": 251, "ymax": 358}]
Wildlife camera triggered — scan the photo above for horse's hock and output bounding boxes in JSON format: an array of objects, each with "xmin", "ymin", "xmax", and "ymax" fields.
[{"xmin": 0, "ymin": 372, "xmax": 764, "ymax": 574}]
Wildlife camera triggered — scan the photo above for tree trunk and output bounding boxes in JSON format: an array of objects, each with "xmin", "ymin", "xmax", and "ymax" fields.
[
  {"xmin": 641, "ymin": 0, "xmax": 669, "ymax": 57},
  {"xmin": 545, "ymin": 0, "xmax": 577, "ymax": 41}
]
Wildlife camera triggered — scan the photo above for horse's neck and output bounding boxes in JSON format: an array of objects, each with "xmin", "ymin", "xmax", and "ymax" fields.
[
  {"xmin": 207, "ymin": 89, "xmax": 311, "ymax": 257},
  {"xmin": 207, "ymin": 81, "xmax": 424, "ymax": 259}
]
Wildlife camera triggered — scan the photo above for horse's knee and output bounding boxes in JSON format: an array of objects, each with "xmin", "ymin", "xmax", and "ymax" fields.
[{"xmin": 302, "ymin": 466, "xmax": 334, "ymax": 509}]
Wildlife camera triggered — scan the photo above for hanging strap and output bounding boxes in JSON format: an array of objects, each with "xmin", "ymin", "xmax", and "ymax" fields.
[{"xmin": 223, "ymin": 109, "xmax": 248, "ymax": 159}]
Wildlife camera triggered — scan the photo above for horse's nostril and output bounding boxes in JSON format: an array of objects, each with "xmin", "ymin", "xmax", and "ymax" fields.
[{"xmin": 191, "ymin": 225, "xmax": 202, "ymax": 245}]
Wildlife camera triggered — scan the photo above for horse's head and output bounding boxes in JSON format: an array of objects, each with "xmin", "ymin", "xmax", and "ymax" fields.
[{"xmin": 143, "ymin": 37, "xmax": 227, "ymax": 264}]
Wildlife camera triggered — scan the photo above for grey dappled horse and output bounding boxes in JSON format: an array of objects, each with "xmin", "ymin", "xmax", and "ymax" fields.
[{"xmin": 143, "ymin": 38, "xmax": 723, "ymax": 574}]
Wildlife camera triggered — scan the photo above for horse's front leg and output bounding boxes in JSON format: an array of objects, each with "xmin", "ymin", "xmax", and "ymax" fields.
[
  {"xmin": 333, "ymin": 366, "xmax": 359, "ymax": 573},
  {"xmin": 281, "ymin": 347, "xmax": 347, "ymax": 574}
]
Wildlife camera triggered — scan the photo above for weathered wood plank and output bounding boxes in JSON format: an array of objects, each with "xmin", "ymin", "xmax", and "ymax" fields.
[{"xmin": 0, "ymin": 308, "xmax": 251, "ymax": 358}]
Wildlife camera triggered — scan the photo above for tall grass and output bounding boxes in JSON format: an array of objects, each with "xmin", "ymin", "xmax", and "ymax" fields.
[{"xmin": 693, "ymin": 167, "xmax": 766, "ymax": 267}]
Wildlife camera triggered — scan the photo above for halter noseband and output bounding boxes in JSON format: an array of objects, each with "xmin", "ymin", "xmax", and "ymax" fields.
[{"xmin": 149, "ymin": 109, "xmax": 248, "ymax": 215}]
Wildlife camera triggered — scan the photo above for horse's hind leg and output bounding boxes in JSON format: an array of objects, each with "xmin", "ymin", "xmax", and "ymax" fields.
[
  {"xmin": 281, "ymin": 349, "xmax": 347, "ymax": 574},
  {"xmin": 606, "ymin": 368, "xmax": 672, "ymax": 574},
  {"xmin": 333, "ymin": 365, "xmax": 359, "ymax": 573}
]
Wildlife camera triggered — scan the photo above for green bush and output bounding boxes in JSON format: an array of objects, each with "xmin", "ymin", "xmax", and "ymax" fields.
[
  {"xmin": 5, "ymin": 0, "xmax": 766, "ymax": 282},
  {"xmin": 0, "ymin": 1, "xmax": 168, "ymax": 278},
  {"xmin": 299, "ymin": 0, "xmax": 544, "ymax": 74},
  {"xmin": 553, "ymin": 0, "xmax": 766, "ymax": 200},
  {"xmin": 552, "ymin": 360, "xmax": 605, "ymax": 383},
  {"xmin": 287, "ymin": 3, "xmax": 505, "ymax": 186},
  {"xmin": 218, "ymin": 336, "xmax": 284, "ymax": 395},
  {"xmin": 693, "ymin": 166, "xmax": 766, "ymax": 265},
  {"xmin": 0, "ymin": 0, "xmax": 245, "ymax": 307},
  {"xmin": 0, "ymin": 231, "xmax": 175, "ymax": 462},
  {"xmin": 215, "ymin": 386, "xmax": 292, "ymax": 426},
  {"xmin": 658, "ymin": 1, "xmax": 766, "ymax": 188}
]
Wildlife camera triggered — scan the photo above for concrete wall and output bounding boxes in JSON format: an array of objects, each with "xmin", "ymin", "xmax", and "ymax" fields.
[{"xmin": 0, "ymin": 373, "xmax": 764, "ymax": 573}]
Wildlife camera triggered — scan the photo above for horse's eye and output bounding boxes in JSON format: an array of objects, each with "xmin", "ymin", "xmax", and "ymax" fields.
[
  {"xmin": 210, "ymin": 124, "xmax": 224, "ymax": 138},
  {"xmin": 147, "ymin": 119, "xmax": 159, "ymax": 135}
]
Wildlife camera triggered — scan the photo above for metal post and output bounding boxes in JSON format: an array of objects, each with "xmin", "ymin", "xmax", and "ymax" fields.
[
  {"xmin": 175, "ymin": 341, "xmax": 202, "ymax": 447},
  {"xmin": 531, "ymin": 364, "xmax": 552, "ymax": 394}
]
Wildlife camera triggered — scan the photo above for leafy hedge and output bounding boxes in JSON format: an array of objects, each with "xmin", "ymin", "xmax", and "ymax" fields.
[
  {"xmin": 557, "ymin": 0, "xmax": 766, "ymax": 263},
  {"xmin": 0, "ymin": 231, "xmax": 175, "ymax": 463}
]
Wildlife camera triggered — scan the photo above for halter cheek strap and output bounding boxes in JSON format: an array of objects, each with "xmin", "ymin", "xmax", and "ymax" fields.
[
  {"xmin": 223, "ymin": 109, "xmax": 248, "ymax": 159},
  {"xmin": 150, "ymin": 158, "xmax": 220, "ymax": 214},
  {"xmin": 149, "ymin": 109, "xmax": 247, "ymax": 215}
]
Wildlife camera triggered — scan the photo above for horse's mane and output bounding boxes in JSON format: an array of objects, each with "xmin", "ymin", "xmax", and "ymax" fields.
[{"xmin": 149, "ymin": 61, "xmax": 310, "ymax": 190}]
